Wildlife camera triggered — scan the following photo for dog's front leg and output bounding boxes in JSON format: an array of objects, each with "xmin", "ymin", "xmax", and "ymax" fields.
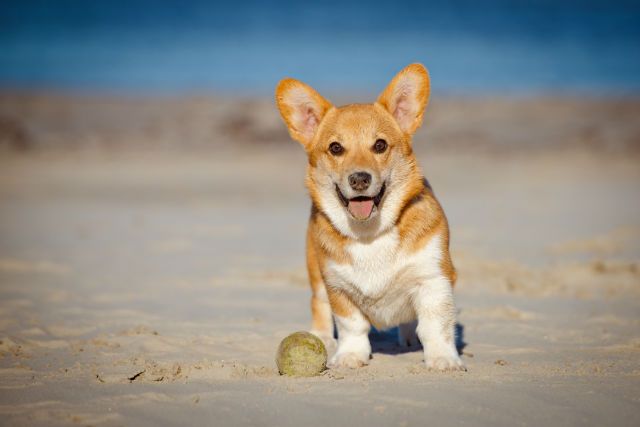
[
  {"xmin": 330, "ymin": 311, "xmax": 371, "ymax": 368},
  {"xmin": 326, "ymin": 289, "xmax": 371, "ymax": 368},
  {"xmin": 414, "ymin": 276, "xmax": 466, "ymax": 372}
]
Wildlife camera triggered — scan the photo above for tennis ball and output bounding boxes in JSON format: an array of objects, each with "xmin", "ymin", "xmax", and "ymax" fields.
[{"xmin": 276, "ymin": 331, "xmax": 327, "ymax": 377}]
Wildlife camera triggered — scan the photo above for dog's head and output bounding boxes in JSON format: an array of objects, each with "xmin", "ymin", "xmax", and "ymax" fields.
[{"xmin": 275, "ymin": 64, "xmax": 430, "ymax": 238}]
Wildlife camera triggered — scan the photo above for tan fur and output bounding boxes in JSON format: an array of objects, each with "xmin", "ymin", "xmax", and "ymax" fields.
[
  {"xmin": 396, "ymin": 185, "xmax": 457, "ymax": 286},
  {"xmin": 306, "ymin": 225, "xmax": 334, "ymax": 333}
]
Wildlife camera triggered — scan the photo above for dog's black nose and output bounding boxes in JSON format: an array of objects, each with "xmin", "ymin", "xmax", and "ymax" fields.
[{"xmin": 348, "ymin": 172, "xmax": 372, "ymax": 191}]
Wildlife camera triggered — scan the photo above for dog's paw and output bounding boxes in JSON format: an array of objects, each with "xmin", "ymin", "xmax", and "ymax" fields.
[
  {"xmin": 309, "ymin": 330, "xmax": 337, "ymax": 354},
  {"xmin": 425, "ymin": 354, "xmax": 467, "ymax": 372},
  {"xmin": 328, "ymin": 352, "xmax": 369, "ymax": 369}
]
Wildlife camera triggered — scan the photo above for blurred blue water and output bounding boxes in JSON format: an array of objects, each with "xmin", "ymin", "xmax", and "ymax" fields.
[{"xmin": 1, "ymin": 0, "xmax": 639, "ymax": 95}]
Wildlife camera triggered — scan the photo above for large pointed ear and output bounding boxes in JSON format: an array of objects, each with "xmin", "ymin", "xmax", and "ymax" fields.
[
  {"xmin": 275, "ymin": 78, "xmax": 332, "ymax": 147},
  {"xmin": 377, "ymin": 63, "xmax": 430, "ymax": 135}
]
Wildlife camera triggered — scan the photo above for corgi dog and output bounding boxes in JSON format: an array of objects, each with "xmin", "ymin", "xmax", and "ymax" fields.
[{"xmin": 275, "ymin": 64, "xmax": 464, "ymax": 371}]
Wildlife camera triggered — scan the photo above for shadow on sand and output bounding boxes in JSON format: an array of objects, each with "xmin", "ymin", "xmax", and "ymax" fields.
[{"xmin": 369, "ymin": 323, "xmax": 467, "ymax": 356}]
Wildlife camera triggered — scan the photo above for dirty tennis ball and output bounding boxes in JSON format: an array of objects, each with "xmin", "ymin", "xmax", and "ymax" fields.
[{"xmin": 276, "ymin": 331, "xmax": 327, "ymax": 377}]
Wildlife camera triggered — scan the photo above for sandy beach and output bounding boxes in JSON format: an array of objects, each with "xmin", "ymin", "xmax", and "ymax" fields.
[{"xmin": 0, "ymin": 93, "xmax": 639, "ymax": 426}]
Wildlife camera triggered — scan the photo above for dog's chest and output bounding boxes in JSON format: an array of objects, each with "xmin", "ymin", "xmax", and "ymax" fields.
[{"xmin": 325, "ymin": 229, "xmax": 443, "ymax": 325}]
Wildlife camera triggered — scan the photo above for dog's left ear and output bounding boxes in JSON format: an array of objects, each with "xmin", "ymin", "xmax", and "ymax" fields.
[
  {"xmin": 377, "ymin": 63, "xmax": 430, "ymax": 135},
  {"xmin": 275, "ymin": 78, "xmax": 333, "ymax": 148}
]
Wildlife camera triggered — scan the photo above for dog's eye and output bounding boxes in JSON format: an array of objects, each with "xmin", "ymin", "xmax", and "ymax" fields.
[
  {"xmin": 373, "ymin": 139, "xmax": 388, "ymax": 153},
  {"xmin": 328, "ymin": 142, "xmax": 344, "ymax": 156}
]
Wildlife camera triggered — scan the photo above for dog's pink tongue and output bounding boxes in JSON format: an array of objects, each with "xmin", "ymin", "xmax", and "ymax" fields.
[{"xmin": 348, "ymin": 199, "xmax": 374, "ymax": 220}]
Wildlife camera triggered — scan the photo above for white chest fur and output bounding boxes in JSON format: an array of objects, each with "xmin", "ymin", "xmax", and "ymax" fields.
[{"xmin": 325, "ymin": 229, "xmax": 444, "ymax": 328}]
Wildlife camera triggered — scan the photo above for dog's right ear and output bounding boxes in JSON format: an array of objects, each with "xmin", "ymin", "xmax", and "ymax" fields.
[
  {"xmin": 275, "ymin": 78, "xmax": 332, "ymax": 148},
  {"xmin": 377, "ymin": 63, "xmax": 430, "ymax": 136}
]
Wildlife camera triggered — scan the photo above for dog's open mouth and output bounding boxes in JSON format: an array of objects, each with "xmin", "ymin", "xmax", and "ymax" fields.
[{"xmin": 336, "ymin": 182, "xmax": 386, "ymax": 221}]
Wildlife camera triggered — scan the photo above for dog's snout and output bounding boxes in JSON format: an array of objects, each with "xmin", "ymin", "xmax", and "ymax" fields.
[{"xmin": 348, "ymin": 172, "xmax": 372, "ymax": 191}]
